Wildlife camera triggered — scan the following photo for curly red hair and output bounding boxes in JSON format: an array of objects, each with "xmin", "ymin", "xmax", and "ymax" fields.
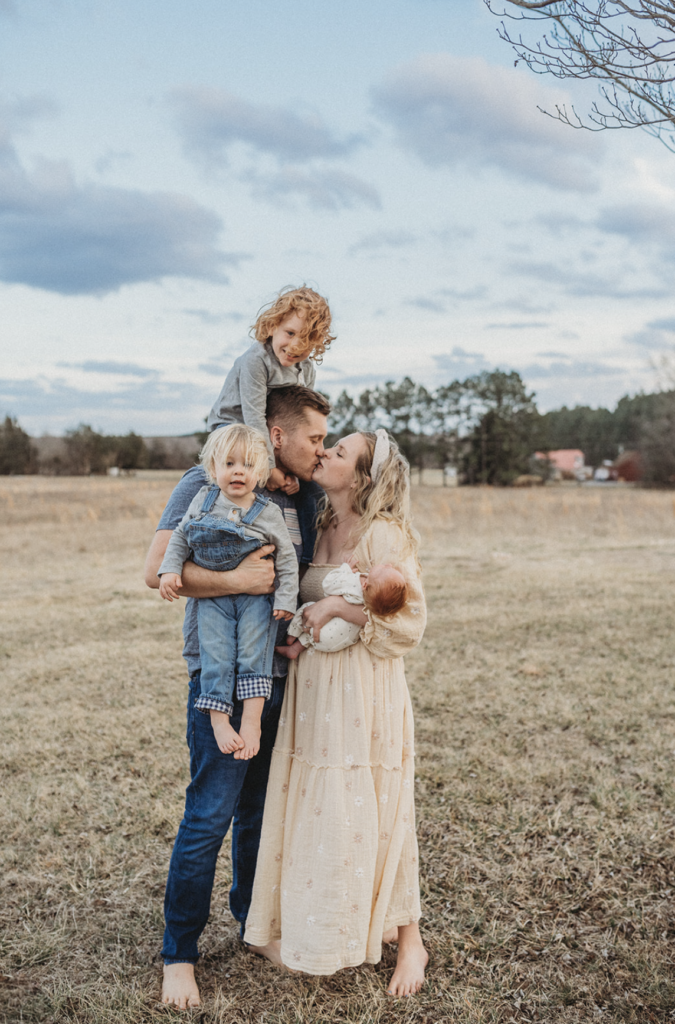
[{"xmin": 253, "ymin": 286, "xmax": 335, "ymax": 363}]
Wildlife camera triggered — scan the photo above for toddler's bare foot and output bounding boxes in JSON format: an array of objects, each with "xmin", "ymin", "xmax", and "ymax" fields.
[
  {"xmin": 235, "ymin": 718, "xmax": 261, "ymax": 759},
  {"xmin": 162, "ymin": 962, "xmax": 200, "ymax": 1009},
  {"xmin": 275, "ymin": 638, "xmax": 304, "ymax": 660},
  {"xmin": 234, "ymin": 698, "xmax": 264, "ymax": 759},
  {"xmin": 210, "ymin": 710, "xmax": 244, "ymax": 755},
  {"xmin": 387, "ymin": 923, "xmax": 428, "ymax": 998},
  {"xmin": 383, "ymin": 927, "xmax": 399, "ymax": 944}
]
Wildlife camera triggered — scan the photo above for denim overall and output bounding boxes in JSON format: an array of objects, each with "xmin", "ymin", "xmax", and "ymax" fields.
[{"xmin": 187, "ymin": 487, "xmax": 277, "ymax": 718}]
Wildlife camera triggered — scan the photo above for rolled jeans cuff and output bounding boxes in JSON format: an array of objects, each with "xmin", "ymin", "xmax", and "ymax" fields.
[
  {"xmin": 194, "ymin": 695, "xmax": 235, "ymax": 717},
  {"xmin": 236, "ymin": 674, "xmax": 272, "ymax": 701}
]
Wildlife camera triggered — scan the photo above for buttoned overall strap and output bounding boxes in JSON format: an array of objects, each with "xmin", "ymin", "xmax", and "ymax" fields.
[
  {"xmin": 241, "ymin": 493, "xmax": 269, "ymax": 525},
  {"xmin": 200, "ymin": 485, "xmax": 221, "ymax": 513}
]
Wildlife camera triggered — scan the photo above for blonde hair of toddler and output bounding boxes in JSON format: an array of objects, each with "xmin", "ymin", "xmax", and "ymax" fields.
[{"xmin": 200, "ymin": 424, "xmax": 271, "ymax": 488}]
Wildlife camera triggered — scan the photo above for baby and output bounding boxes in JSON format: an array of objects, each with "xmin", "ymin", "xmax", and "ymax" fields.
[
  {"xmin": 158, "ymin": 424, "xmax": 298, "ymax": 759},
  {"xmin": 276, "ymin": 562, "xmax": 408, "ymax": 659},
  {"xmin": 207, "ymin": 286, "xmax": 334, "ymax": 492}
]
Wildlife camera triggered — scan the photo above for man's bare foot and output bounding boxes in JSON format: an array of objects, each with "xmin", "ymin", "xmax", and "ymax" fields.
[
  {"xmin": 234, "ymin": 698, "xmax": 264, "ymax": 760},
  {"xmin": 383, "ymin": 926, "xmax": 399, "ymax": 944},
  {"xmin": 246, "ymin": 939, "xmax": 284, "ymax": 967},
  {"xmin": 387, "ymin": 923, "xmax": 428, "ymax": 998},
  {"xmin": 275, "ymin": 638, "xmax": 304, "ymax": 660},
  {"xmin": 162, "ymin": 962, "xmax": 200, "ymax": 1009},
  {"xmin": 210, "ymin": 710, "xmax": 244, "ymax": 755}
]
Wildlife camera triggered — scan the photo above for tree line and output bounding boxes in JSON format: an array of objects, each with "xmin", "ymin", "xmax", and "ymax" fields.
[
  {"xmin": 2, "ymin": 369, "xmax": 674, "ymax": 484},
  {"xmin": 327, "ymin": 372, "xmax": 675, "ymax": 486},
  {"xmin": 0, "ymin": 419, "xmax": 200, "ymax": 476}
]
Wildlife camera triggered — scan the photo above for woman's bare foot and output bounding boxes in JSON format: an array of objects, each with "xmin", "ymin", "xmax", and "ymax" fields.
[
  {"xmin": 274, "ymin": 638, "xmax": 304, "ymax": 660},
  {"xmin": 383, "ymin": 926, "xmax": 399, "ymax": 944},
  {"xmin": 162, "ymin": 962, "xmax": 200, "ymax": 1008},
  {"xmin": 210, "ymin": 710, "xmax": 244, "ymax": 755},
  {"xmin": 387, "ymin": 923, "xmax": 428, "ymax": 997},
  {"xmin": 234, "ymin": 697, "xmax": 263, "ymax": 760},
  {"xmin": 246, "ymin": 939, "xmax": 284, "ymax": 967}
]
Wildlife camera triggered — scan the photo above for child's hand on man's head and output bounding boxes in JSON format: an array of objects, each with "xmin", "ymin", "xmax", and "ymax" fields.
[
  {"xmin": 273, "ymin": 609, "xmax": 294, "ymax": 621},
  {"xmin": 159, "ymin": 573, "xmax": 183, "ymax": 602},
  {"xmin": 266, "ymin": 467, "xmax": 287, "ymax": 492}
]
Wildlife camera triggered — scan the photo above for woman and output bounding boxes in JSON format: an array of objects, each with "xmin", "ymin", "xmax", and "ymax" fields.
[{"xmin": 245, "ymin": 430, "xmax": 428, "ymax": 996}]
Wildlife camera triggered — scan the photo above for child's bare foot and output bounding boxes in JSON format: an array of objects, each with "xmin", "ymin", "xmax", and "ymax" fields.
[
  {"xmin": 383, "ymin": 926, "xmax": 399, "ymax": 944},
  {"xmin": 387, "ymin": 923, "xmax": 428, "ymax": 997},
  {"xmin": 162, "ymin": 962, "xmax": 200, "ymax": 1008},
  {"xmin": 233, "ymin": 697, "xmax": 264, "ymax": 760},
  {"xmin": 210, "ymin": 710, "xmax": 244, "ymax": 755},
  {"xmin": 275, "ymin": 638, "xmax": 304, "ymax": 660}
]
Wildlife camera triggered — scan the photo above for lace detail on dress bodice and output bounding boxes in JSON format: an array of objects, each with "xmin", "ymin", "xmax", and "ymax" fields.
[{"xmin": 299, "ymin": 564, "xmax": 339, "ymax": 604}]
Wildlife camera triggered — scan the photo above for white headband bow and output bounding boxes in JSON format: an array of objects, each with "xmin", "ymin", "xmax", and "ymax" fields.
[{"xmin": 370, "ymin": 428, "xmax": 390, "ymax": 483}]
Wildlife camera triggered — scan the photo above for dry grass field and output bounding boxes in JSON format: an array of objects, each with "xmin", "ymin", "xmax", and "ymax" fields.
[{"xmin": 2, "ymin": 475, "xmax": 675, "ymax": 1023}]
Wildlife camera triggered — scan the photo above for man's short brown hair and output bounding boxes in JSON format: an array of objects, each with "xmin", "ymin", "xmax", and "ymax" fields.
[{"xmin": 266, "ymin": 386, "xmax": 331, "ymax": 431}]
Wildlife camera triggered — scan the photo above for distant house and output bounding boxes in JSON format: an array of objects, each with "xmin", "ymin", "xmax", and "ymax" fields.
[{"xmin": 534, "ymin": 449, "xmax": 586, "ymax": 480}]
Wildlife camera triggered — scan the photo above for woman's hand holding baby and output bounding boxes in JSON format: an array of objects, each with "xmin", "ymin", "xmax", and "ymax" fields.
[
  {"xmin": 273, "ymin": 609, "xmax": 294, "ymax": 621},
  {"xmin": 159, "ymin": 573, "xmax": 183, "ymax": 601}
]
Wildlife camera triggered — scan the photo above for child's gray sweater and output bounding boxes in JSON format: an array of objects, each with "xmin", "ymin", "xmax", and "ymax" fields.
[
  {"xmin": 158, "ymin": 487, "xmax": 299, "ymax": 613},
  {"xmin": 206, "ymin": 341, "xmax": 316, "ymax": 467}
]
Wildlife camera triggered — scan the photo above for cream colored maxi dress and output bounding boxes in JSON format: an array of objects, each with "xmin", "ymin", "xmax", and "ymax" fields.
[{"xmin": 244, "ymin": 520, "xmax": 427, "ymax": 975}]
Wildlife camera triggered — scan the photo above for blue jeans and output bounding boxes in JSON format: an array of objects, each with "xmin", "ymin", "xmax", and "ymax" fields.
[
  {"xmin": 162, "ymin": 672, "xmax": 286, "ymax": 965},
  {"xmin": 195, "ymin": 592, "xmax": 276, "ymax": 716}
]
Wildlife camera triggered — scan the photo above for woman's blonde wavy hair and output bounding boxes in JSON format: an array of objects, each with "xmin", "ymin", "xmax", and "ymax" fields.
[
  {"xmin": 253, "ymin": 286, "xmax": 335, "ymax": 363},
  {"xmin": 316, "ymin": 431, "xmax": 420, "ymax": 560}
]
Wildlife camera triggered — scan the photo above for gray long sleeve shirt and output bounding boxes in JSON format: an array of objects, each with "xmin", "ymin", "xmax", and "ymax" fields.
[
  {"xmin": 206, "ymin": 341, "xmax": 317, "ymax": 467},
  {"xmin": 158, "ymin": 486, "xmax": 299, "ymax": 613}
]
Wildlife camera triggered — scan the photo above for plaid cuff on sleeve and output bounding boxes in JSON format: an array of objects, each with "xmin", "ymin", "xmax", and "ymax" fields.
[
  {"xmin": 236, "ymin": 674, "xmax": 273, "ymax": 701},
  {"xmin": 194, "ymin": 694, "xmax": 234, "ymax": 717}
]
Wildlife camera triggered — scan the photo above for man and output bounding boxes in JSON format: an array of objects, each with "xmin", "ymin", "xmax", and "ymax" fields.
[{"xmin": 143, "ymin": 385, "xmax": 329, "ymax": 1009}]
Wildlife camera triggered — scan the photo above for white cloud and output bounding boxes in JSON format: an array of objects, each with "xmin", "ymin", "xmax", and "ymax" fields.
[
  {"xmin": 598, "ymin": 203, "xmax": 675, "ymax": 251},
  {"xmin": 349, "ymin": 229, "xmax": 417, "ymax": 254},
  {"xmin": 374, "ymin": 54, "xmax": 600, "ymax": 192},
  {"xmin": 171, "ymin": 87, "xmax": 365, "ymax": 165},
  {"xmin": 248, "ymin": 167, "xmax": 380, "ymax": 211},
  {"xmin": 0, "ymin": 98, "xmax": 237, "ymax": 295}
]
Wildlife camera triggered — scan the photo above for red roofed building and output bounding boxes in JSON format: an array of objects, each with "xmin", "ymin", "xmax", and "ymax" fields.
[{"xmin": 534, "ymin": 449, "xmax": 585, "ymax": 480}]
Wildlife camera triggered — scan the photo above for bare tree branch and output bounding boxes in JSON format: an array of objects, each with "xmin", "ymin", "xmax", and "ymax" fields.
[{"xmin": 485, "ymin": 0, "xmax": 675, "ymax": 148}]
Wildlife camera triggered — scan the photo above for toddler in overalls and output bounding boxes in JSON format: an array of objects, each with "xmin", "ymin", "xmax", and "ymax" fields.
[
  {"xmin": 158, "ymin": 424, "xmax": 298, "ymax": 759},
  {"xmin": 206, "ymin": 286, "xmax": 334, "ymax": 551}
]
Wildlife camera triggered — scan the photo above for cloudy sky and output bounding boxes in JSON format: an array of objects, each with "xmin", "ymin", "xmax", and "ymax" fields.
[{"xmin": 2, "ymin": 0, "xmax": 674, "ymax": 436}]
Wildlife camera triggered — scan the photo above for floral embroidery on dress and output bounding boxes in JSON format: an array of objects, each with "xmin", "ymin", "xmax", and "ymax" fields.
[
  {"xmin": 355, "ymin": 867, "xmax": 364, "ymax": 878},
  {"xmin": 354, "ymin": 717, "xmax": 361, "ymax": 727},
  {"xmin": 354, "ymin": 796, "xmax": 364, "ymax": 806},
  {"xmin": 325, "ymin": 713, "xmax": 331, "ymax": 722},
  {"xmin": 345, "ymin": 754, "xmax": 354, "ymax": 766},
  {"xmin": 299, "ymin": 712, "xmax": 307, "ymax": 722}
]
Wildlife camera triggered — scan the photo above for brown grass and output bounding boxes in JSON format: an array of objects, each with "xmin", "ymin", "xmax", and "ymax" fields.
[{"xmin": 2, "ymin": 477, "xmax": 675, "ymax": 1023}]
